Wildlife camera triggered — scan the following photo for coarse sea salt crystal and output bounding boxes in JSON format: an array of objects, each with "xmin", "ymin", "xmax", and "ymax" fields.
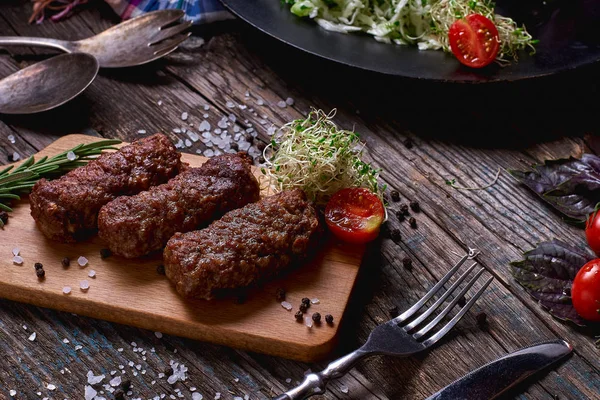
[
  {"xmin": 9, "ymin": 389, "xmax": 16, "ymax": 397},
  {"xmin": 154, "ymin": 331, "xmax": 163, "ymax": 339},
  {"xmin": 110, "ymin": 371, "xmax": 116, "ymax": 376},
  {"xmin": 203, "ymin": 105, "xmax": 210, "ymax": 111},
  {"xmin": 80, "ymin": 280, "xmax": 90, "ymax": 291},
  {"xmin": 12, "ymin": 152, "xmax": 20, "ymax": 161},
  {"xmin": 238, "ymin": 104, "xmax": 247, "ymax": 110},
  {"xmin": 185, "ymin": 139, "xmax": 192, "ymax": 148},
  {"xmin": 199, "ymin": 120, "xmax": 211, "ymax": 132},
  {"xmin": 234, "ymin": 397, "xmax": 243, "ymax": 400},
  {"xmin": 280, "ymin": 301, "xmax": 292, "ymax": 311},
  {"xmin": 187, "ymin": 131, "xmax": 200, "ymax": 142},
  {"xmin": 173, "ymin": 128, "xmax": 182, "ymax": 134},
  {"xmin": 277, "ymin": 101, "xmax": 286, "ymax": 108},
  {"xmin": 245, "ymin": 91, "xmax": 250, "ymax": 97},
  {"xmin": 63, "ymin": 338, "xmax": 69, "ymax": 344},
  {"xmin": 311, "ymin": 298, "xmax": 320, "ymax": 304},
  {"xmin": 244, "ymin": 395, "xmax": 250, "ymax": 400},
  {"xmin": 77, "ymin": 256, "xmax": 88, "ymax": 267},
  {"xmin": 157, "ymin": 100, "xmax": 163, "ymax": 106},
  {"xmin": 181, "ymin": 112, "xmax": 189, "ymax": 121},
  {"xmin": 256, "ymin": 99, "xmax": 264, "ymax": 106},
  {"xmin": 28, "ymin": 332, "xmax": 36, "ymax": 341},
  {"xmin": 258, "ymin": 119, "xmax": 267, "ymax": 125},
  {"xmin": 8, "ymin": 134, "xmax": 15, "ymax": 144},
  {"xmin": 267, "ymin": 126, "xmax": 277, "ymax": 136},
  {"xmin": 214, "ymin": 393, "xmax": 221, "ymax": 400},
  {"xmin": 87, "ymin": 370, "xmax": 105, "ymax": 385},
  {"xmin": 304, "ymin": 316, "xmax": 313, "ymax": 328},
  {"xmin": 47, "ymin": 384, "xmax": 56, "ymax": 391},
  {"xmin": 228, "ymin": 114, "xmax": 236, "ymax": 122},
  {"xmin": 192, "ymin": 393, "xmax": 203, "ymax": 400},
  {"xmin": 84, "ymin": 385, "xmax": 97, "ymax": 400},
  {"xmin": 109, "ymin": 376, "xmax": 121, "ymax": 387},
  {"xmin": 75, "ymin": 345, "xmax": 83, "ymax": 350},
  {"xmin": 12, "ymin": 247, "xmax": 20, "ymax": 256},
  {"xmin": 67, "ymin": 151, "xmax": 77, "ymax": 161},
  {"xmin": 286, "ymin": 97, "xmax": 295, "ymax": 106},
  {"xmin": 340, "ymin": 385, "xmax": 349, "ymax": 394},
  {"xmin": 88, "ymin": 270, "xmax": 96, "ymax": 278},
  {"xmin": 203, "ymin": 113, "xmax": 209, "ymax": 118},
  {"xmin": 12, "ymin": 255, "xmax": 24, "ymax": 265},
  {"xmin": 137, "ymin": 130, "xmax": 146, "ymax": 135},
  {"xmin": 285, "ymin": 378, "xmax": 291, "ymax": 383},
  {"xmin": 226, "ymin": 101, "xmax": 236, "ymax": 108}
]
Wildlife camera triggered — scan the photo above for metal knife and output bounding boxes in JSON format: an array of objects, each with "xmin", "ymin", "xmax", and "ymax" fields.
[{"xmin": 426, "ymin": 339, "xmax": 573, "ymax": 400}]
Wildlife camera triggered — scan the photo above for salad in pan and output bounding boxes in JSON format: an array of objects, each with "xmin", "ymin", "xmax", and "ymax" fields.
[{"xmin": 283, "ymin": 0, "xmax": 538, "ymax": 68}]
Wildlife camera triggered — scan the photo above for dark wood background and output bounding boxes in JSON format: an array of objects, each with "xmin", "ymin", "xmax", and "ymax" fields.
[{"xmin": 1, "ymin": 0, "xmax": 599, "ymax": 399}]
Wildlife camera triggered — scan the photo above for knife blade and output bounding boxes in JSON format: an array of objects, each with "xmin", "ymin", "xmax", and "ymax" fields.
[{"xmin": 426, "ymin": 339, "xmax": 573, "ymax": 400}]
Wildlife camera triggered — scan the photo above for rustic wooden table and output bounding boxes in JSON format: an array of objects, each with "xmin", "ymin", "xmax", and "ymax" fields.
[{"xmin": 1, "ymin": 1, "xmax": 600, "ymax": 399}]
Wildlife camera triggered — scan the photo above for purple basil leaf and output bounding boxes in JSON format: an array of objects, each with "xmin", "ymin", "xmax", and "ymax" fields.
[
  {"xmin": 510, "ymin": 239, "xmax": 593, "ymax": 326},
  {"xmin": 509, "ymin": 154, "xmax": 600, "ymax": 222}
]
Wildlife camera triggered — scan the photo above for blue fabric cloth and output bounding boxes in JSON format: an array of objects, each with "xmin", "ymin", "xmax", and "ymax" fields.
[{"xmin": 106, "ymin": 0, "xmax": 233, "ymax": 24}]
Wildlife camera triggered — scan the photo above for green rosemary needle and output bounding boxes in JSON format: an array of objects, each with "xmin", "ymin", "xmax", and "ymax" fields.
[{"xmin": 0, "ymin": 139, "xmax": 121, "ymax": 224}]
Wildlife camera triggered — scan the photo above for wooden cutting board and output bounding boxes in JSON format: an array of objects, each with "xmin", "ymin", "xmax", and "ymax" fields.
[{"xmin": 0, "ymin": 134, "xmax": 365, "ymax": 362}]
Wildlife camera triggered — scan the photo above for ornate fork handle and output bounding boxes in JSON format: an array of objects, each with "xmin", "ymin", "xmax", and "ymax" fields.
[{"xmin": 273, "ymin": 349, "xmax": 370, "ymax": 400}]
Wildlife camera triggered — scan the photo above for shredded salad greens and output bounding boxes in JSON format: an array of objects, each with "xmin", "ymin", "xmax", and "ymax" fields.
[
  {"xmin": 262, "ymin": 109, "xmax": 383, "ymax": 206},
  {"xmin": 283, "ymin": 0, "xmax": 537, "ymax": 63}
]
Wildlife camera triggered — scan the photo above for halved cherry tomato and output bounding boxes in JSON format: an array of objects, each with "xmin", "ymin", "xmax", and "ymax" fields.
[
  {"xmin": 448, "ymin": 14, "xmax": 500, "ymax": 68},
  {"xmin": 571, "ymin": 259, "xmax": 600, "ymax": 322},
  {"xmin": 324, "ymin": 187, "xmax": 385, "ymax": 244},
  {"xmin": 585, "ymin": 211, "xmax": 600, "ymax": 255}
]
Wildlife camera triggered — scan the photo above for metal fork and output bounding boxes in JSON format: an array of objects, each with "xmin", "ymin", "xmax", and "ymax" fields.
[
  {"xmin": 273, "ymin": 248, "xmax": 493, "ymax": 400},
  {"xmin": 0, "ymin": 10, "xmax": 192, "ymax": 68}
]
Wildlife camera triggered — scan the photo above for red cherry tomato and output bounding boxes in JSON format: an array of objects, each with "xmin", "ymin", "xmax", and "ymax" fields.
[
  {"xmin": 448, "ymin": 14, "xmax": 500, "ymax": 68},
  {"xmin": 585, "ymin": 211, "xmax": 600, "ymax": 255},
  {"xmin": 571, "ymin": 259, "xmax": 600, "ymax": 322},
  {"xmin": 324, "ymin": 188, "xmax": 385, "ymax": 244}
]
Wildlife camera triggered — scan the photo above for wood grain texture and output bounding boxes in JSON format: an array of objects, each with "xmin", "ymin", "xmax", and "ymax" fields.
[
  {"xmin": 1, "ymin": 0, "xmax": 600, "ymax": 399},
  {"xmin": 0, "ymin": 134, "xmax": 364, "ymax": 362}
]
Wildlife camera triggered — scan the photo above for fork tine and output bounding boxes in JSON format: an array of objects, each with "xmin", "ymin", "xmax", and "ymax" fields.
[
  {"xmin": 395, "ymin": 252, "xmax": 470, "ymax": 323},
  {"xmin": 412, "ymin": 268, "xmax": 486, "ymax": 340},
  {"xmin": 403, "ymin": 262, "xmax": 479, "ymax": 331},
  {"xmin": 421, "ymin": 277, "xmax": 494, "ymax": 348},
  {"xmin": 151, "ymin": 21, "xmax": 193, "ymax": 45},
  {"xmin": 151, "ymin": 33, "xmax": 192, "ymax": 55}
]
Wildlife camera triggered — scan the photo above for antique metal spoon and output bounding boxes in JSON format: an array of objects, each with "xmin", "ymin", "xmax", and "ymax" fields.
[
  {"xmin": 0, "ymin": 53, "xmax": 98, "ymax": 114},
  {"xmin": 0, "ymin": 10, "xmax": 192, "ymax": 68}
]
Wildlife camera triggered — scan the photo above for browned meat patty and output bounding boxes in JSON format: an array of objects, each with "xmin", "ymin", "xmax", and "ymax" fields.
[
  {"xmin": 163, "ymin": 189, "xmax": 321, "ymax": 300},
  {"xmin": 30, "ymin": 134, "xmax": 183, "ymax": 242},
  {"xmin": 97, "ymin": 153, "xmax": 260, "ymax": 258}
]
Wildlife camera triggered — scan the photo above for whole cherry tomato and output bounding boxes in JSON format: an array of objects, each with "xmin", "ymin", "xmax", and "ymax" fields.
[
  {"xmin": 585, "ymin": 211, "xmax": 600, "ymax": 255},
  {"xmin": 571, "ymin": 258, "xmax": 600, "ymax": 322}
]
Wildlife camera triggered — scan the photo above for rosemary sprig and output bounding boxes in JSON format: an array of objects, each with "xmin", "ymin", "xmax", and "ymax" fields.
[{"xmin": 0, "ymin": 139, "xmax": 121, "ymax": 225}]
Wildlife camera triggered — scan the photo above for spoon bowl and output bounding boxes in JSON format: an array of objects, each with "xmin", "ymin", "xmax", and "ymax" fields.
[{"xmin": 0, "ymin": 53, "xmax": 98, "ymax": 114}]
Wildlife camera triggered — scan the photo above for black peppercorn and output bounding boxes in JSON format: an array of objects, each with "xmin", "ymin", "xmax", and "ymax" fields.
[
  {"xmin": 390, "ymin": 228, "xmax": 401, "ymax": 243},
  {"xmin": 295, "ymin": 310, "xmax": 303, "ymax": 321},
  {"xmin": 409, "ymin": 217, "xmax": 417, "ymax": 228},
  {"xmin": 301, "ymin": 297, "xmax": 310, "ymax": 306},
  {"xmin": 244, "ymin": 133, "xmax": 254, "ymax": 143},
  {"xmin": 476, "ymin": 312, "xmax": 488, "ymax": 329},
  {"xmin": 156, "ymin": 264, "xmax": 165, "ymax": 275},
  {"xmin": 100, "ymin": 248, "xmax": 112, "ymax": 259},
  {"xmin": 325, "ymin": 314, "xmax": 334, "ymax": 325},
  {"xmin": 34, "ymin": 262, "xmax": 43, "ymax": 270},
  {"xmin": 120, "ymin": 379, "xmax": 131, "ymax": 391},
  {"xmin": 312, "ymin": 312, "xmax": 321, "ymax": 323},
  {"xmin": 61, "ymin": 257, "xmax": 70, "ymax": 268},
  {"xmin": 7, "ymin": 153, "xmax": 14, "ymax": 162},
  {"xmin": 403, "ymin": 138, "xmax": 413, "ymax": 149},
  {"xmin": 36, "ymin": 267, "xmax": 45, "ymax": 279},
  {"xmin": 457, "ymin": 296, "xmax": 466, "ymax": 307},
  {"xmin": 0, "ymin": 210, "xmax": 8, "ymax": 224},
  {"xmin": 164, "ymin": 366, "xmax": 173, "ymax": 377},
  {"xmin": 402, "ymin": 257, "xmax": 412, "ymax": 270},
  {"xmin": 299, "ymin": 303, "xmax": 309, "ymax": 313},
  {"xmin": 390, "ymin": 190, "xmax": 400, "ymax": 202},
  {"xmin": 399, "ymin": 204, "xmax": 409, "ymax": 216},
  {"xmin": 114, "ymin": 388, "xmax": 125, "ymax": 399},
  {"xmin": 276, "ymin": 288, "xmax": 286, "ymax": 302},
  {"xmin": 409, "ymin": 201, "xmax": 420, "ymax": 212},
  {"xmin": 256, "ymin": 142, "xmax": 266, "ymax": 152},
  {"xmin": 257, "ymin": 156, "xmax": 266, "ymax": 164},
  {"xmin": 230, "ymin": 142, "xmax": 239, "ymax": 151},
  {"xmin": 395, "ymin": 210, "xmax": 405, "ymax": 222}
]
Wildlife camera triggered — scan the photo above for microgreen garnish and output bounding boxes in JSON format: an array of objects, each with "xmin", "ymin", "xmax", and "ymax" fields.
[
  {"xmin": 0, "ymin": 139, "xmax": 121, "ymax": 226},
  {"xmin": 262, "ymin": 108, "xmax": 382, "ymax": 206}
]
